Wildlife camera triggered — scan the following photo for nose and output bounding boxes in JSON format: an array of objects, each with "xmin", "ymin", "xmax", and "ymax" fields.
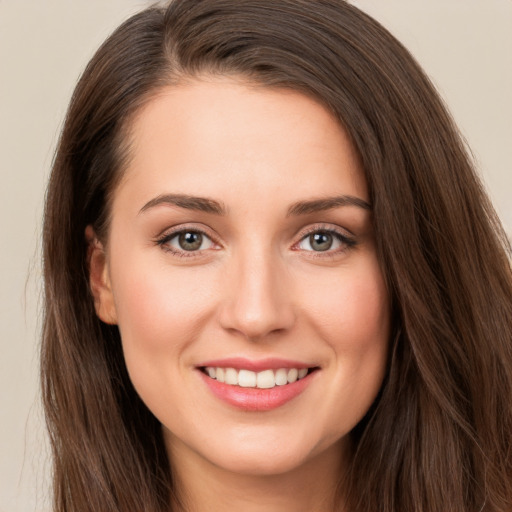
[{"xmin": 218, "ymin": 247, "xmax": 296, "ymax": 341}]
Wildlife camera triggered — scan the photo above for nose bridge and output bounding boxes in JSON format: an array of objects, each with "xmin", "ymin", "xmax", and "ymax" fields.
[{"xmin": 219, "ymin": 241, "xmax": 295, "ymax": 339}]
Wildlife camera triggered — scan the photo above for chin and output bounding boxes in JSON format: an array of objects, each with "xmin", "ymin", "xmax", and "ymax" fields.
[
  {"xmin": 198, "ymin": 428, "xmax": 344, "ymax": 478},
  {"xmin": 217, "ymin": 449, "xmax": 309, "ymax": 476}
]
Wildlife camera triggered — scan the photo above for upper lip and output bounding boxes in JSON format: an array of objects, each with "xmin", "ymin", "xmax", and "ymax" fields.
[{"xmin": 197, "ymin": 357, "xmax": 316, "ymax": 372}]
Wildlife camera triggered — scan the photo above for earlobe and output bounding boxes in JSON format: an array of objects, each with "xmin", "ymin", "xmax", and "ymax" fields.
[{"xmin": 85, "ymin": 225, "xmax": 118, "ymax": 325}]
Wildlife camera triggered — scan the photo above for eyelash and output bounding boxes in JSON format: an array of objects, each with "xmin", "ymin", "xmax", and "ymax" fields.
[{"xmin": 155, "ymin": 224, "xmax": 357, "ymax": 258}]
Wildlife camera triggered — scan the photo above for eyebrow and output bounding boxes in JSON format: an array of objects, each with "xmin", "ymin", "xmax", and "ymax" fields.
[
  {"xmin": 139, "ymin": 193, "xmax": 370, "ymax": 217},
  {"xmin": 286, "ymin": 195, "xmax": 371, "ymax": 216},
  {"xmin": 139, "ymin": 194, "xmax": 227, "ymax": 215}
]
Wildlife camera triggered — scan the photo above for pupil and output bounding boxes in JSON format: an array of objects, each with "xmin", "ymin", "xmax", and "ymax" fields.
[
  {"xmin": 179, "ymin": 231, "xmax": 202, "ymax": 251},
  {"xmin": 310, "ymin": 232, "xmax": 332, "ymax": 251}
]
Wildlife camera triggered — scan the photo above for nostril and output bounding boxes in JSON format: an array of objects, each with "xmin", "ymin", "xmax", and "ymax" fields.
[{"xmin": 218, "ymin": 301, "xmax": 296, "ymax": 340}]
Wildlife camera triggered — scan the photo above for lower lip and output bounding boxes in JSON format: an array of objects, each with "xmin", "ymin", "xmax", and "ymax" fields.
[{"xmin": 199, "ymin": 370, "xmax": 315, "ymax": 412}]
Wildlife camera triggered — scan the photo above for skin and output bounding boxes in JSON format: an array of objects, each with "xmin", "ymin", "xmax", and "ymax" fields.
[{"xmin": 88, "ymin": 77, "xmax": 390, "ymax": 511}]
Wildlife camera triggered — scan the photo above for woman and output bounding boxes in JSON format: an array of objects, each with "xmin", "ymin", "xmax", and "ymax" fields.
[{"xmin": 41, "ymin": 1, "xmax": 512, "ymax": 511}]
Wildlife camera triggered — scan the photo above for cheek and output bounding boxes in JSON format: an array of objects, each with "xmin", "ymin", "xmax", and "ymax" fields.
[
  {"xmin": 303, "ymin": 261, "xmax": 390, "ymax": 348},
  {"xmin": 112, "ymin": 258, "xmax": 213, "ymax": 337},
  {"xmin": 300, "ymin": 259, "xmax": 390, "ymax": 415},
  {"xmin": 109, "ymin": 257, "xmax": 217, "ymax": 389},
  {"xmin": 334, "ymin": 266, "xmax": 390, "ymax": 379}
]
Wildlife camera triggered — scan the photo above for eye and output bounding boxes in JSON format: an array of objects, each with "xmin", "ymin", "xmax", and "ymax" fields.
[
  {"xmin": 296, "ymin": 228, "xmax": 355, "ymax": 253},
  {"xmin": 158, "ymin": 229, "xmax": 216, "ymax": 254},
  {"xmin": 300, "ymin": 231, "xmax": 337, "ymax": 252}
]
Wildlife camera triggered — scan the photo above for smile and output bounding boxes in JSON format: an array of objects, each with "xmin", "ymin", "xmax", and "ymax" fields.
[
  {"xmin": 198, "ymin": 359, "xmax": 319, "ymax": 411},
  {"xmin": 201, "ymin": 366, "xmax": 310, "ymax": 389}
]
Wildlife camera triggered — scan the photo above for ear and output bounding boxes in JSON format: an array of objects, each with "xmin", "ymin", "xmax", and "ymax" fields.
[{"xmin": 85, "ymin": 225, "xmax": 117, "ymax": 325}]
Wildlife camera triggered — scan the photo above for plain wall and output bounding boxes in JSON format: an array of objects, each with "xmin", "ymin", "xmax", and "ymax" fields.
[{"xmin": 1, "ymin": 1, "xmax": 510, "ymax": 511}]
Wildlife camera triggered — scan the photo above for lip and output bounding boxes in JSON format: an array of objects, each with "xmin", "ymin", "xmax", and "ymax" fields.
[
  {"xmin": 197, "ymin": 358, "xmax": 318, "ymax": 412},
  {"xmin": 197, "ymin": 357, "xmax": 312, "ymax": 372}
]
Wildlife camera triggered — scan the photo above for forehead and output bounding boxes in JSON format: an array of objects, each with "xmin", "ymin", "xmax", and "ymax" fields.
[{"xmin": 115, "ymin": 77, "xmax": 367, "ymax": 213}]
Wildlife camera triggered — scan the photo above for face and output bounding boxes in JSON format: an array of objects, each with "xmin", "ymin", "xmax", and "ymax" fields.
[{"xmin": 89, "ymin": 78, "xmax": 390, "ymax": 477}]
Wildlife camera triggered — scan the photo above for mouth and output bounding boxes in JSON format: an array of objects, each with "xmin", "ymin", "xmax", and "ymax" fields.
[
  {"xmin": 197, "ymin": 359, "xmax": 319, "ymax": 411},
  {"xmin": 199, "ymin": 366, "xmax": 315, "ymax": 389}
]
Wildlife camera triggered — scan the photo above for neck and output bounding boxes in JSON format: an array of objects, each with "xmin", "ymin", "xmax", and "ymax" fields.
[{"xmin": 166, "ymin": 433, "xmax": 349, "ymax": 512}]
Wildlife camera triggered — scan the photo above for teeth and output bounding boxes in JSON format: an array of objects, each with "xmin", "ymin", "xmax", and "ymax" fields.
[
  {"xmin": 225, "ymin": 368, "xmax": 238, "ymax": 385},
  {"xmin": 287, "ymin": 368, "xmax": 298, "ymax": 383},
  {"xmin": 204, "ymin": 366, "xmax": 310, "ymax": 389},
  {"xmin": 257, "ymin": 369, "xmax": 275, "ymax": 389},
  {"xmin": 238, "ymin": 369, "xmax": 257, "ymax": 387},
  {"xmin": 275, "ymin": 368, "xmax": 288, "ymax": 386}
]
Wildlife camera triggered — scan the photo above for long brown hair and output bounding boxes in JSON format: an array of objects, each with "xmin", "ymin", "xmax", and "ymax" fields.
[{"xmin": 42, "ymin": 1, "xmax": 512, "ymax": 510}]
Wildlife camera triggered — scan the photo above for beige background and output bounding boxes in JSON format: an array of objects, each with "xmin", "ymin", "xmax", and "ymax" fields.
[{"xmin": 1, "ymin": 1, "xmax": 510, "ymax": 510}]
